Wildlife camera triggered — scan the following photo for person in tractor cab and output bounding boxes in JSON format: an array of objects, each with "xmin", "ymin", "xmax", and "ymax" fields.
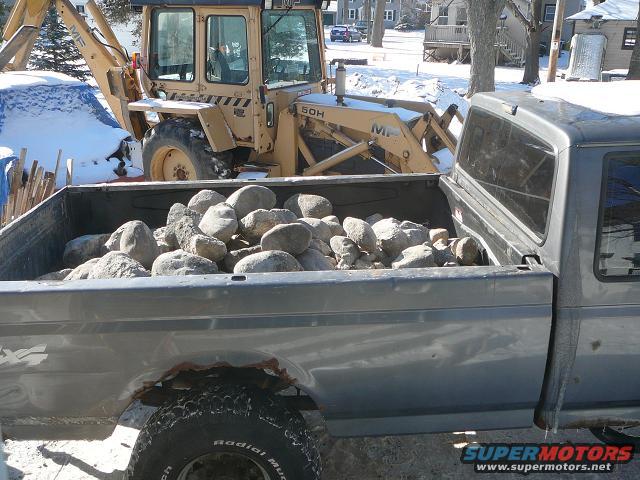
[{"xmin": 208, "ymin": 43, "xmax": 231, "ymax": 83}]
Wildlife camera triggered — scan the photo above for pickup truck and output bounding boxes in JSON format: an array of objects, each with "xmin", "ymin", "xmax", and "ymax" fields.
[{"xmin": 0, "ymin": 89, "xmax": 638, "ymax": 480}]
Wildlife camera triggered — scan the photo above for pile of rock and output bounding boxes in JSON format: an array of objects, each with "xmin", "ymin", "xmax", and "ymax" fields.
[{"xmin": 38, "ymin": 186, "xmax": 481, "ymax": 280}]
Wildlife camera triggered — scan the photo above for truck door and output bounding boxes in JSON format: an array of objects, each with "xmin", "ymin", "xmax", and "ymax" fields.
[
  {"xmin": 147, "ymin": 8, "xmax": 200, "ymax": 96},
  {"xmin": 559, "ymin": 147, "xmax": 640, "ymax": 427},
  {"xmin": 198, "ymin": 10, "xmax": 254, "ymax": 145}
]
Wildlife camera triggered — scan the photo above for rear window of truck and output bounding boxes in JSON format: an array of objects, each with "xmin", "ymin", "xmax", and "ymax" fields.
[
  {"xmin": 457, "ymin": 108, "xmax": 555, "ymax": 237},
  {"xmin": 596, "ymin": 153, "xmax": 640, "ymax": 279}
]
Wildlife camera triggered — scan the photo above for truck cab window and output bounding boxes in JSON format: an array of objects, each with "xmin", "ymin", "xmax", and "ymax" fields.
[
  {"xmin": 149, "ymin": 9, "xmax": 195, "ymax": 82},
  {"xmin": 596, "ymin": 154, "xmax": 640, "ymax": 279},
  {"xmin": 457, "ymin": 108, "xmax": 555, "ymax": 237},
  {"xmin": 261, "ymin": 10, "xmax": 322, "ymax": 89},
  {"xmin": 206, "ymin": 16, "xmax": 249, "ymax": 85}
]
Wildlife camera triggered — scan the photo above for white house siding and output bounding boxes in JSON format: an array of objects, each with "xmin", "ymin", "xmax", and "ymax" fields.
[{"xmin": 573, "ymin": 20, "xmax": 636, "ymax": 70}]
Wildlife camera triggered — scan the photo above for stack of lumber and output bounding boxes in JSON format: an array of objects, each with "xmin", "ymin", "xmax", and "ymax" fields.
[{"xmin": 0, "ymin": 148, "xmax": 71, "ymax": 228}]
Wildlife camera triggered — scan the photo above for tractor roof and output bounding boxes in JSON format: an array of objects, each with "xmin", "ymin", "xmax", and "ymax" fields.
[{"xmin": 130, "ymin": 0, "xmax": 324, "ymax": 7}]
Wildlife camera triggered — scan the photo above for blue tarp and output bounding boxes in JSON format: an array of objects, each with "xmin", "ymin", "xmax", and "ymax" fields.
[{"xmin": 0, "ymin": 154, "xmax": 16, "ymax": 209}]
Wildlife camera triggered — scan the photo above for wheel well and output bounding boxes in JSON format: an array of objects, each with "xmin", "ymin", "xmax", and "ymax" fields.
[{"xmin": 135, "ymin": 363, "xmax": 320, "ymax": 412}]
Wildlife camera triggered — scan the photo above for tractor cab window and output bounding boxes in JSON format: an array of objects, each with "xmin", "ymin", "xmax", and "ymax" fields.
[
  {"xmin": 149, "ymin": 9, "xmax": 195, "ymax": 81},
  {"xmin": 206, "ymin": 16, "xmax": 249, "ymax": 85},
  {"xmin": 261, "ymin": 9, "xmax": 322, "ymax": 89}
]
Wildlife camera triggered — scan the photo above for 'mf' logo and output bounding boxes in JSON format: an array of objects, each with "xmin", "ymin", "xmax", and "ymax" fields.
[
  {"xmin": 371, "ymin": 123, "xmax": 400, "ymax": 137},
  {"xmin": 0, "ymin": 344, "xmax": 48, "ymax": 368},
  {"xmin": 68, "ymin": 25, "xmax": 86, "ymax": 48}
]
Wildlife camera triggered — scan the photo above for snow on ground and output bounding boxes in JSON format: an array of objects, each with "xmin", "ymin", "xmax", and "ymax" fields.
[
  {"xmin": 532, "ymin": 80, "xmax": 640, "ymax": 116},
  {"xmin": 0, "ymin": 72, "xmax": 142, "ymax": 188}
]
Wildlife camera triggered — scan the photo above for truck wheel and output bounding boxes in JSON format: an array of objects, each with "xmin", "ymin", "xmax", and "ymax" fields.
[
  {"xmin": 590, "ymin": 426, "xmax": 640, "ymax": 447},
  {"xmin": 125, "ymin": 384, "xmax": 321, "ymax": 480},
  {"xmin": 142, "ymin": 117, "xmax": 233, "ymax": 181}
]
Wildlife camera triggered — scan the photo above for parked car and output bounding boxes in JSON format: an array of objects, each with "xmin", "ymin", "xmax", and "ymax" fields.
[
  {"xmin": 354, "ymin": 20, "xmax": 372, "ymax": 36},
  {"xmin": 330, "ymin": 25, "xmax": 362, "ymax": 42}
]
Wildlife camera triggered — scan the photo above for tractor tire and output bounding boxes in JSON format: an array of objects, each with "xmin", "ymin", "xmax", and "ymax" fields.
[
  {"xmin": 142, "ymin": 117, "xmax": 233, "ymax": 181},
  {"xmin": 125, "ymin": 384, "xmax": 321, "ymax": 480}
]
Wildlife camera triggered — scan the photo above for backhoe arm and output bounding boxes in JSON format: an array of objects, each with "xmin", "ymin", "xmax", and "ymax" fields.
[{"xmin": 2, "ymin": 0, "xmax": 147, "ymax": 139}]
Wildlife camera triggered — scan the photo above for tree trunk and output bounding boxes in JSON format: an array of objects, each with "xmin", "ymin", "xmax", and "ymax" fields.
[
  {"xmin": 465, "ymin": 0, "xmax": 506, "ymax": 96},
  {"xmin": 341, "ymin": 0, "xmax": 349, "ymax": 24},
  {"xmin": 520, "ymin": 0, "xmax": 541, "ymax": 84},
  {"xmin": 371, "ymin": 0, "xmax": 387, "ymax": 47},
  {"xmin": 628, "ymin": 12, "xmax": 640, "ymax": 79}
]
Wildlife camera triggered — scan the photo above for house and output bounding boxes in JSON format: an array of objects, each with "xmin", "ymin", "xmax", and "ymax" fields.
[
  {"xmin": 333, "ymin": 0, "xmax": 402, "ymax": 28},
  {"xmin": 322, "ymin": 1, "xmax": 338, "ymax": 25},
  {"xmin": 424, "ymin": 0, "xmax": 584, "ymax": 64},
  {"xmin": 567, "ymin": 0, "xmax": 638, "ymax": 71}
]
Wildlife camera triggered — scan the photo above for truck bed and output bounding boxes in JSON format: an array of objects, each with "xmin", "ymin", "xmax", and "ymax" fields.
[{"xmin": 0, "ymin": 175, "xmax": 553, "ymax": 440}]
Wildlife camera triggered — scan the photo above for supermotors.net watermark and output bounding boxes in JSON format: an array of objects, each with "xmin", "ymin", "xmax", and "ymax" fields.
[{"xmin": 461, "ymin": 443, "xmax": 634, "ymax": 474}]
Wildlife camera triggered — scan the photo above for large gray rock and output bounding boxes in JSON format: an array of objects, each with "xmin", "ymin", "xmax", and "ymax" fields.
[
  {"xmin": 165, "ymin": 203, "xmax": 202, "ymax": 249},
  {"xmin": 329, "ymin": 235, "xmax": 360, "ymax": 267},
  {"xmin": 296, "ymin": 248, "xmax": 337, "ymax": 271},
  {"xmin": 343, "ymin": 217, "xmax": 377, "ymax": 253},
  {"xmin": 365, "ymin": 213, "xmax": 384, "ymax": 225},
  {"xmin": 309, "ymin": 238, "xmax": 332, "ymax": 256},
  {"xmin": 372, "ymin": 218, "xmax": 410, "ymax": 259},
  {"xmin": 271, "ymin": 209, "xmax": 298, "ymax": 224},
  {"xmin": 36, "ymin": 269, "xmax": 73, "ymax": 281},
  {"xmin": 62, "ymin": 234, "xmax": 110, "ymax": 268},
  {"xmin": 153, "ymin": 227, "xmax": 172, "ymax": 254},
  {"xmin": 391, "ymin": 245, "xmax": 436, "ymax": 269},
  {"xmin": 151, "ymin": 250, "xmax": 218, "ymax": 276},
  {"xmin": 296, "ymin": 218, "xmax": 332, "ymax": 244},
  {"xmin": 198, "ymin": 203, "xmax": 238, "ymax": 243},
  {"xmin": 261, "ymin": 223, "xmax": 312, "ymax": 255},
  {"xmin": 283, "ymin": 193, "xmax": 333, "ymax": 219},
  {"xmin": 400, "ymin": 221, "xmax": 429, "ymax": 247},
  {"xmin": 118, "ymin": 220, "xmax": 160, "ymax": 269},
  {"xmin": 222, "ymin": 245, "xmax": 262, "ymax": 272},
  {"xmin": 87, "ymin": 252, "xmax": 150, "ymax": 279},
  {"xmin": 239, "ymin": 209, "xmax": 294, "ymax": 243},
  {"xmin": 234, "ymin": 251, "xmax": 303, "ymax": 273},
  {"xmin": 65, "ymin": 258, "xmax": 100, "ymax": 280},
  {"xmin": 104, "ymin": 225, "xmax": 126, "ymax": 252},
  {"xmin": 227, "ymin": 185, "xmax": 277, "ymax": 219},
  {"xmin": 429, "ymin": 228, "xmax": 449, "ymax": 245},
  {"xmin": 432, "ymin": 242, "xmax": 456, "ymax": 267},
  {"xmin": 322, "ymin": 215, "xmax": 340, "ymax": 224},
  {"xmin": 187, "ymin": 190, "xmax": 226, "ymax": 214},
  {"xmin": 453, "ymin": 237, "xmax": 479, "ymax": 266},
  {"xmin": 186, "ymin": 234, "xmax": 227, "ymax": 262},
  {"xmin": 173, "ymin": 216, "xmax": 227, "ymax": 261},
  {"xmin": 227, "ymin": 236, "xmax": 251, "ymax": 251},
  {"xmin": 324, "ymin": 220, "xmax": 344, "ymax": 237},
  {"xmin": 354, "ymin": 257, "xmax": 385, "ymax": 270}
]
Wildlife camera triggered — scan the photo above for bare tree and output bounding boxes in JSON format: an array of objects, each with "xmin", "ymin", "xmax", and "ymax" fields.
[
  {"xmin": 371, "ymin": 0, "xmax": 387, "ymax": 47},
  {"xmin": 341, "ymin": 0, "xmax": 349, "ymax": 24},
  {"xmin": 506, "ymin": 0, "xmax": 542, "ymax": 84},
  {"xmin": 465, "ymin": 0, "xmax": 507, "ymax": 96},
  {"xmin": 628, "ymin": 11, "xmax": 640, "ymax": 79}
]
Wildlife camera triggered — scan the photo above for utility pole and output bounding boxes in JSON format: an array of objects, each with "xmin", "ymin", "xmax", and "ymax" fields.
[{"xmin": 546, "ymin": 0, "xmax": 565, "ymax": 82}]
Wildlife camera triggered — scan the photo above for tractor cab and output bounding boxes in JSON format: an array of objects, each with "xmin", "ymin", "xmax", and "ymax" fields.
[{"xmin": 132, "ymin": 0, "xmax": 327, "ymax": 160}]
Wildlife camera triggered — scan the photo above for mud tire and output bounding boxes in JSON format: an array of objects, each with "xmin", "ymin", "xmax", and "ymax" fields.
[
  {"xmin": 142, "ymin": 117, "xmax": 233, "ymax": 181},
  {"xmin": 125, "ymin": 384, "xmax": 321, "ymax": 480}
]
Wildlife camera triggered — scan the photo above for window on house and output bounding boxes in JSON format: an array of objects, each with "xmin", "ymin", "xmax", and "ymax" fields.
[
  {"xmin": 543, "ymin": 4, "xmax": 556, "ymax": 22},
  {"xmin": 622, "ymin": 27, "xmax": 637, "ymax": 50},
  {"xmin": 456, "ymin": 7, "xmax": 467, "ymax": 25},
  {"xmin": 75, "ymin": 4, "xmax": 85, "ymax": 14},
  {"xmin": 384, "ymin": 10, "xmax": 395, "ymax": 21},
  {"xmin": 437, "ymin": 6, "xmax": 448, "ymax": 25},
  {"xmin": 349, "ymin": 8, "xmax": 357, "ymax": 19},
  {"xmin": 596, "ymin": 153, "xmax": 640, "ymax": 279}
]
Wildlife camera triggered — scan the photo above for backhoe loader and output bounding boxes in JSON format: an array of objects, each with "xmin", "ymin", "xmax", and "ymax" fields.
[{"xmin": 1, "ymin": 0, "xmax": 462, "ymax": 181}]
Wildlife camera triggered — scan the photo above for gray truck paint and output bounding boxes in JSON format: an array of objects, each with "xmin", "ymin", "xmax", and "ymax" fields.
[{"xmin": 0, "ymin": 91, "xmax": 638, "ymax": 441}]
